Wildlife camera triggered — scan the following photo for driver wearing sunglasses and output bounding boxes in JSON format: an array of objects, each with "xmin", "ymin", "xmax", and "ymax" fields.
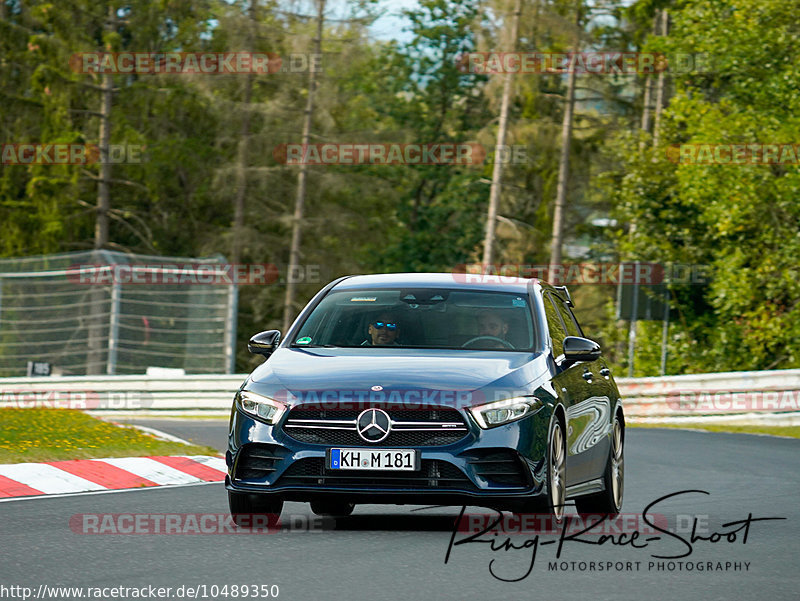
[{"xmin": 362, "ymin": 312, "xmax": 400, "ymax": 346}]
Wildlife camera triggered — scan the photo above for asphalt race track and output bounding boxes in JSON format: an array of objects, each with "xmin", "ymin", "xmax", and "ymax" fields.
[
  {"xmin": 2, "ymin": 427, "xmax": 798, "ymax": 601},
  {"xmin": 113, "ymin": 417, "xmax": 231, "ymax": 452}
]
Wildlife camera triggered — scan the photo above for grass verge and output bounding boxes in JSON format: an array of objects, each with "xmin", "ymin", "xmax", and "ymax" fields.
[
  {"xmin": 0, "ymin": 408, "xmax": 220, "ymax": 463},
  {"xmin": 629, "ymin": 422, "xmax": 800, "ymax": 439}
]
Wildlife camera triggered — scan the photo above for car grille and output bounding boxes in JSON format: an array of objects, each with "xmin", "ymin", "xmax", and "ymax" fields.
[
  {"xmin": 467, "ymin": 450, "xmax": 528, "ymax": 488},
  {"xmin": 234, "ymin": 443, "xmax": 288, "ymax": 481},
  {"xmin": 276, "ymin": 458, "xmax": 476, "ymax": 490},
  {"xmin": 283, "ymin": 407, "xmax": 470, "ymax": 447}
]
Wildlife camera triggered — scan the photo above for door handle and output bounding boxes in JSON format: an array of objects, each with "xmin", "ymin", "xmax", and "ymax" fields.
[
  {"xmin": 599, "ymin": 368, "xmax": 610, "ymax": 378},
  {"xmin": 582, "ymin": 371, "xmax": 593, "ymax": 381}
]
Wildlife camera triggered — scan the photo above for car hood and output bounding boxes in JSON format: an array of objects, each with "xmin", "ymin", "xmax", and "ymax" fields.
[{"xmin": 245, "ymin": 347, "xmax": 551, "ymax": 407}]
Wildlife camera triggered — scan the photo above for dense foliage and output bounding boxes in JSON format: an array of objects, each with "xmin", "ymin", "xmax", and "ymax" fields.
[{"xmin": 1, "ymin": 0, "xmax": 797, "ymax": 374}]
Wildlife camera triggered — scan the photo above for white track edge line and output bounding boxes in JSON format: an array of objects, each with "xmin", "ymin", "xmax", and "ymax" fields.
[{"xmin": 116, "ymin": 423, "xmax": 196, "ymax": 446}]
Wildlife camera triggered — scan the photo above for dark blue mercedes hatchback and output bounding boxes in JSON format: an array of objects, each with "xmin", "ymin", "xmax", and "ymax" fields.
[{"xmin": 226, "ymin": 273, "xmax": 624, "ymax": 522}]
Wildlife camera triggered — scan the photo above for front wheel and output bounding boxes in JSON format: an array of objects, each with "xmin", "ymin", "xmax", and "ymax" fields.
[
  {"xmin": 514, "ymin": 417, "xmax": 567, "ymax": 523},
  {"xmin": 228, "ymin": 491, "xmax": 284, "ymax": 528},
  {"xmin": 575, "ymin": 414, "xmax": 624, "ymax": 517},
  {"xmin": 547, "ymin": 419, "xmax": 567, "ymax": 522}
]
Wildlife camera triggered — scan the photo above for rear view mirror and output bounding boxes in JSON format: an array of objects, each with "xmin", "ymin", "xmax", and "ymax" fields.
[
  {"xmin": 248, "ymin": 330, "xmax": 281, "ymax": 356},
  {"xmin": 562, "ymin": 336, "xmax": 601, "ymax": 362}
]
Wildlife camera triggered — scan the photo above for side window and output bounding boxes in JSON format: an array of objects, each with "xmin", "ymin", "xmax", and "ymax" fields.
[
  {"xmin": 555, "ymin": 297, "xmax": 582, "ymax": 338},
  {"xmin": 542, "ymin": 292, "xmax": 568, "ymax": 358}
]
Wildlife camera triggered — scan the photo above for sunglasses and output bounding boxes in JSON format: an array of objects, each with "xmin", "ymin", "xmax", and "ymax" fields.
[{"xmin": 372, "ymin": 321, "xmax": 397, "ymax": 330}]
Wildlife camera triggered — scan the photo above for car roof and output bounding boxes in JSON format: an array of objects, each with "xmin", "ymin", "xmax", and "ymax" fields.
[{"xmin": 332, "ymin": 272, "xmax": 536, "ymax": 294}]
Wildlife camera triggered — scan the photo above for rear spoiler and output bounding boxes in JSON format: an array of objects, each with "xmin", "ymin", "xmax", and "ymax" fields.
[{"xmin": 553, "ymin": 285, "xmax": 573, "ymax": 307}]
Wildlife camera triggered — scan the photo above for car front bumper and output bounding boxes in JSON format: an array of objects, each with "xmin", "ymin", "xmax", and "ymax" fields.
[{"xmin": 226, "ymin": 405, "xmax": 552, "ymax": 509}]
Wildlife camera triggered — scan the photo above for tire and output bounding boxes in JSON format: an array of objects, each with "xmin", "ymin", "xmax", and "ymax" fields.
[
  {"xmin": 546, "ymin": 418, "xmax": 567, "ymax": 522},
  {"xmin": 310, "ymin": 500, "xmax": 355, "ymax": 517},
  {"xmin": 515, "ymin": 416, "xmax": 567, "ymax": 523},
  {"xmin": 228, "ymin": 491, "xmax": 284, "ymax": 528},
  {"xmin": 575, "ymin": 414, "xmax": 624, "ymax": 518}
]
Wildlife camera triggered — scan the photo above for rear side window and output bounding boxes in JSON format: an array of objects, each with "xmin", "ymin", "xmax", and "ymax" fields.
[
  {"xmin": 543, "ymin": 292, "xmax": 568, "ymax": 358},
  {"xmin": 555, "ymin": 296, "xmax": 582, "ymax": 338}
]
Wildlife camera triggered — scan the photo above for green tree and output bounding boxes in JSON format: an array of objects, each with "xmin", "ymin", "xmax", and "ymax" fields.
[{"xmin": 600, "ymin": 0, "xmax": 800, "ymax": 373}]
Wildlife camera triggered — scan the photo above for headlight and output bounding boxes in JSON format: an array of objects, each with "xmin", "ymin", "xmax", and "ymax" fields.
[
  {"xmin": 237, "ymin": 391, "xmax": 287, "ymax": 424},
  {"xmin": 468, "ymin": 396, "xmax": 544, "ymax": 429}
]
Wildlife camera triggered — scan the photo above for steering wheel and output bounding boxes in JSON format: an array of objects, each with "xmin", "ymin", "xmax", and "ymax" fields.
[{"xmin": 461, "ymin": 336, "xmax": 515, "ymax": 350}]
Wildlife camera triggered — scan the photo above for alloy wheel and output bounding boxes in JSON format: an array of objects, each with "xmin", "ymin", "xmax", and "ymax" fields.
[
  {"xmin": 550, "ymin": 421, "xmax": 566, "ymax": 522},
  {"xmin": 610, "ymin": 418, "xmax": 624, "ymax": 509}
]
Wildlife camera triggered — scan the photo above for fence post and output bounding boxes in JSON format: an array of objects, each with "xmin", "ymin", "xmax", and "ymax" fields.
[
  {"xmin": 224, "ymin": 282, "xmax": 238, "ymax": 374},
  {"xmin": 106, "ymin": 280, "xmax": 121, "ymax": 375},
  {"xmin": 627, "ymin": 262, "xmax": 640, "ymax": 377},
  {"xmin": 659, "ymin": 284, "xmax": 670, "ymax": 376}
]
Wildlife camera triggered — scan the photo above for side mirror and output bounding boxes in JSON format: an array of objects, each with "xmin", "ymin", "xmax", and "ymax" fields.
[
  {"xmin": 248, "ymin": 330, "xmax": 281, "ymax": 356},
  {"xmin": 562, "ymin": 336, "xmax": 601, "ymax": 362}
]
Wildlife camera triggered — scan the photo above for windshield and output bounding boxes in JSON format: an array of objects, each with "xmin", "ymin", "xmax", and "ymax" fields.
[{"xmin": 291, "ymin": 288, "xmax": 536, "ymax": 351}]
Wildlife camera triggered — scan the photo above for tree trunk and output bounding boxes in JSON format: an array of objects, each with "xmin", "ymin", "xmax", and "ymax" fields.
[
  {"xmin": 231, "ymin": 0, "xmax": 258, "ymax": 265},
  {"xmin": 87, "ymin": 6, "xmax": 115, "ymax": 375},
  {"xmin": 93, "ymin": 77, "xmax": 113, "ymax": 248},
  {"xmin": 638, "ymin": 10, "xmax": 660, "ymax": 152},
  {"xmin": 282, "ymin": 0, "xmax": 324, "ymax": 333},
  {"xmin": 639, "ymin": 76, "xmax": 653, "ymax": 152},
  {"xmin": 231, "ymin": 76, "xmax": 252, "ymax": 265},
  {"xmin": 548, "ymin": 1, "xmax": 581, "ymax": 279},
  {"xmin": 481, "ymin": 0, "xmax": 522, "ymax": 267},
  {"xmin": 652, "ymin": 9, "xmax": 669, "ymax": 149}
]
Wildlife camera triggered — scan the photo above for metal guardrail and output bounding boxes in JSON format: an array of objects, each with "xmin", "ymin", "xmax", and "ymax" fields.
[
  {"xmin": 616, "ymin": 369, "xmax": 800, "ymax": 418},
  {"xmin": 0, "ymin": 369, "xmax": 798, "ymax": 419},
  {"xmin": 0, "ymin": 374, "xmax": 246, "ymax": 412}
]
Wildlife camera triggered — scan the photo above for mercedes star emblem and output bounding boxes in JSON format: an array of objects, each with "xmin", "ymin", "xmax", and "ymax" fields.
[{"xmin": 356, "ymin": 408, "xmax": 391, "ymax": 443}]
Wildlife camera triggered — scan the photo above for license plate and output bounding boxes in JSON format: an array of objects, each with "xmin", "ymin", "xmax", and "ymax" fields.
[{"xmin": 329, "ymin": 448, "xmax": 418, "ymax": 471}]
